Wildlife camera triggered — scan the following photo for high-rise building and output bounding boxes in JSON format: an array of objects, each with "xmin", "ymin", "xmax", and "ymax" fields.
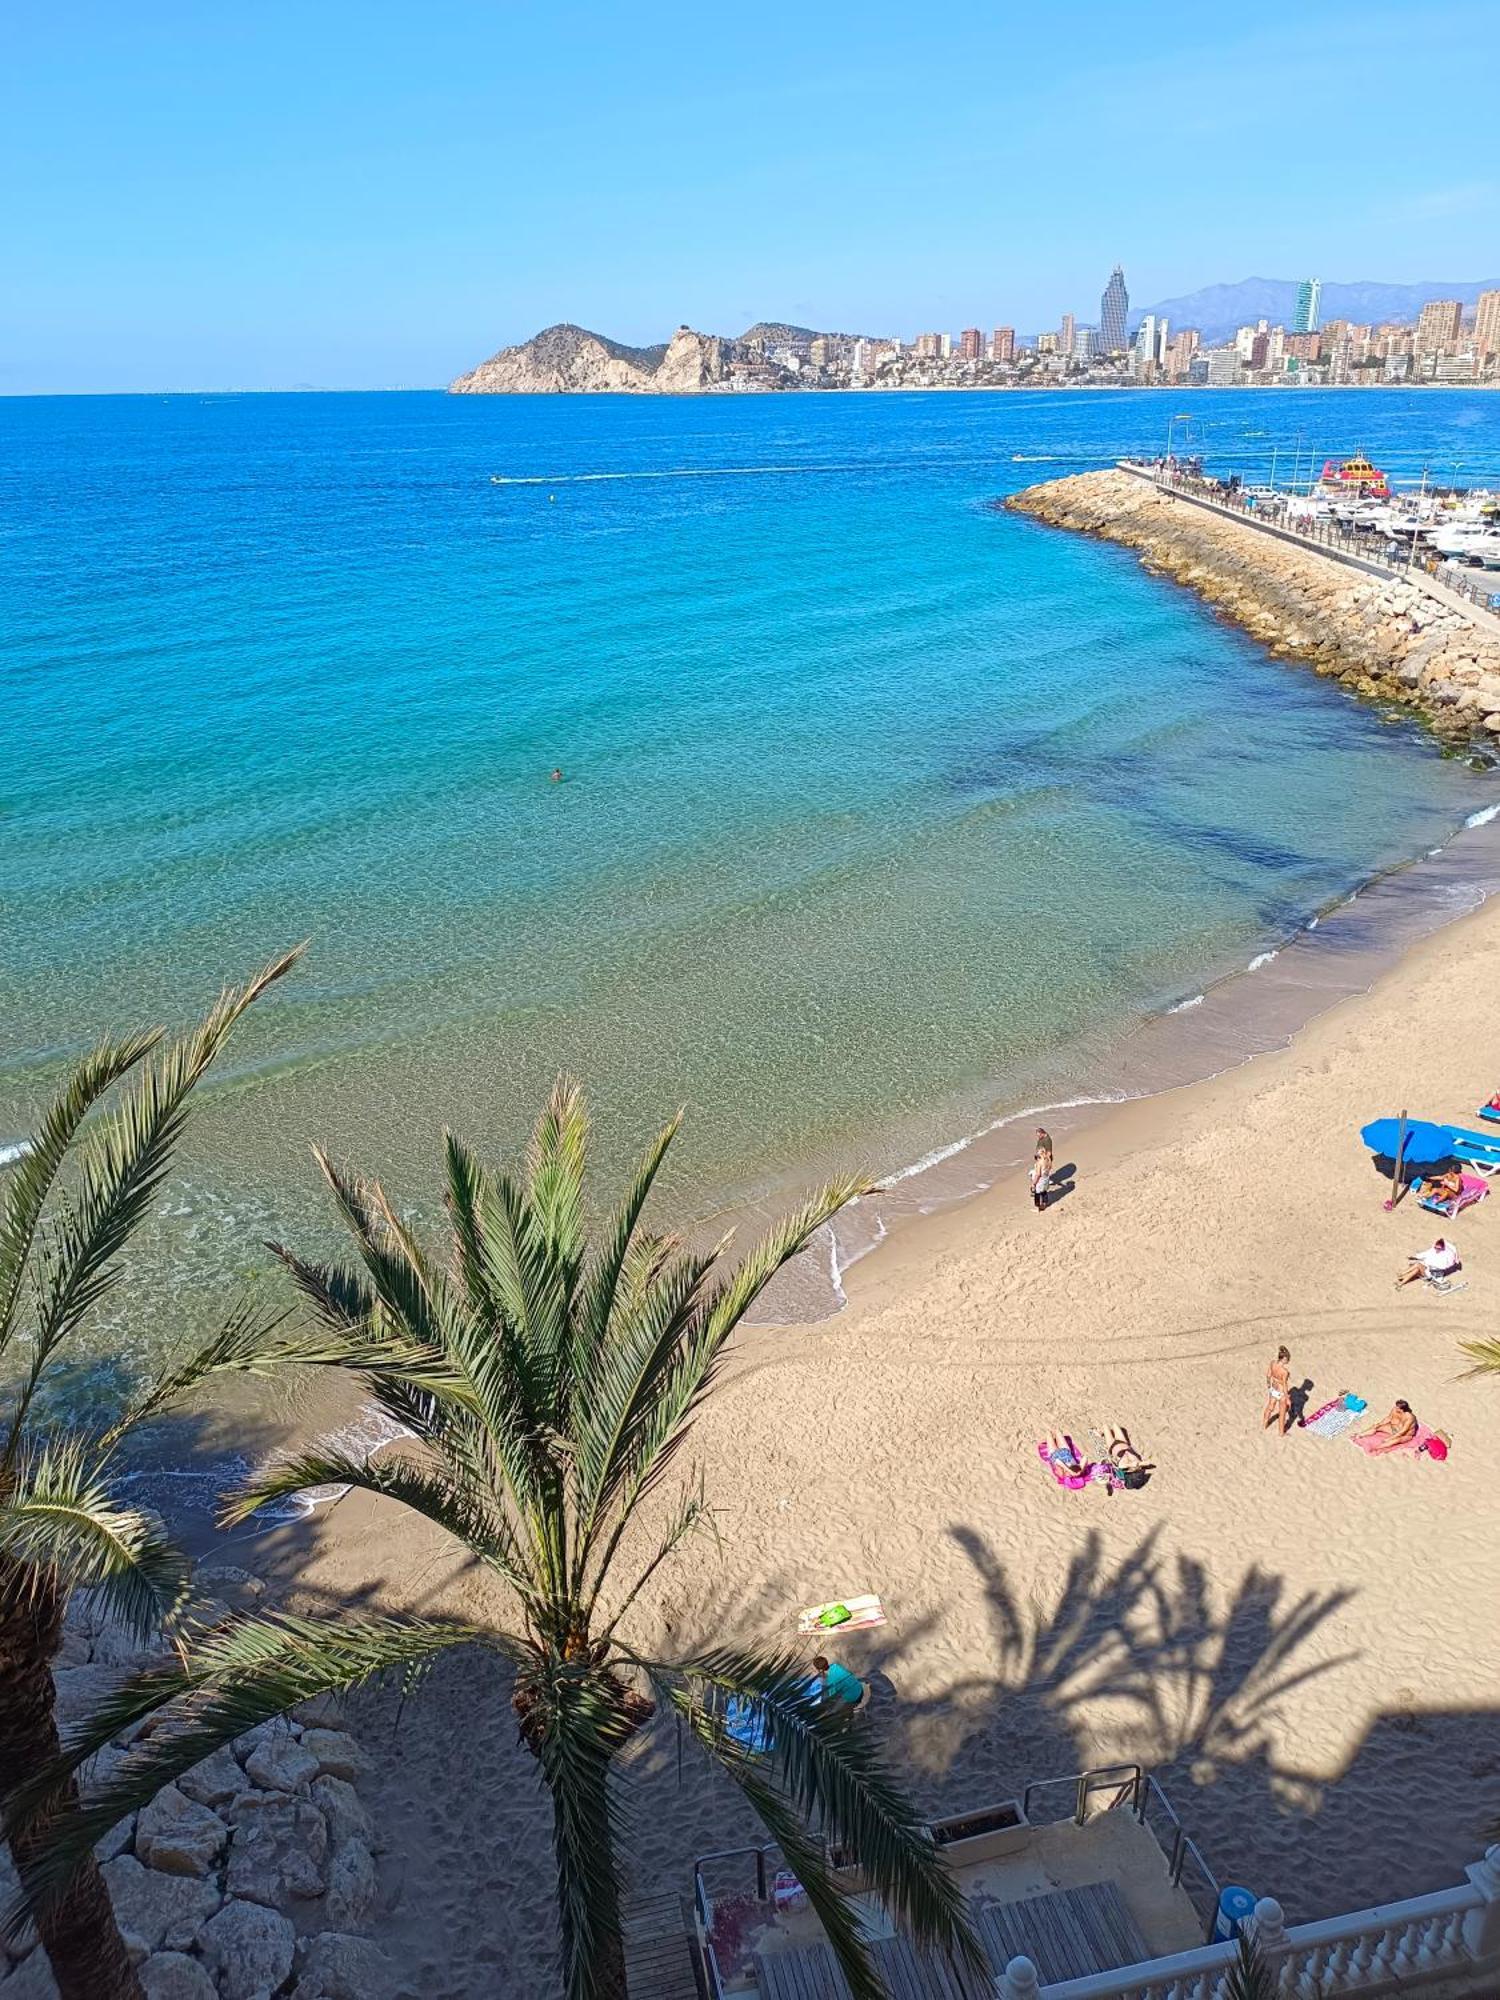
[
  {"xmin": 1166, "ymin": 328, "xmax": 1199, "ymax": 378},
  {"xmin": 959, "ymin": 327, "xmax": 983, "ymax": 360},
  {"xmin": 991, "ymin": 326, "xmax": 1015, "ymax": 362},
  {"xmin": 1059, "ymin": 312, "xmax": 1076, "ymax": 356},
  {"xmin": 914, "ymin": 332, "xmax": 943, "ymax": 358},
  {"xmin": 1132, "ymin": 314, "xmax": 1166, "ymax": 376},
  {"xmin": 1415, "ymin": 299, "xmax": 1463, "ymax": 353},
  {"xmin": 1293, "ymin": 278, "xmax": 1322, "ymax": 334},
  {"xmin": 1475, "ymin": 289, "xmax": 1500, "ymax": 359},
  {"xmin": 938, "ymin": 332, "xmax": 953, "ymax": 359},
  {"xmin": 1099, "ymin": 265, "xmax": 1129, "ymax": 352}
]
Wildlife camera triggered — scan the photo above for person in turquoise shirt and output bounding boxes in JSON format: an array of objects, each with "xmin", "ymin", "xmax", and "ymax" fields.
[{"xmin": 810, "ymin": 1654, "xmax": 865, "ymax": 1712}]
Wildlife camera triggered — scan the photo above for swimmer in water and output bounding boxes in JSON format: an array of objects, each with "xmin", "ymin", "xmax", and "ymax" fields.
[{"xmin": 550, "ymin": 768, "xmax": 564, "ymax": 783}]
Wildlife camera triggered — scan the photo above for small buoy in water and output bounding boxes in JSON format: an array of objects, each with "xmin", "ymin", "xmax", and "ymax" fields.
[{"xmin": 550, "ymin": 493, "xmax": 556, "ymax": 502}]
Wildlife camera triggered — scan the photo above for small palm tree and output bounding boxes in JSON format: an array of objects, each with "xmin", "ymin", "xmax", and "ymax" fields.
[
  {"xmin": 0, "ymin": 951, "xmax": 313, "ymax": 2000},
  {"xmin": 10, "ymin": 1083, "xmax": 984, "ymax": 2000},
  {"xmin": 1224, "ymin": 1924, "xmax": 1279, "ymax": 2000}
]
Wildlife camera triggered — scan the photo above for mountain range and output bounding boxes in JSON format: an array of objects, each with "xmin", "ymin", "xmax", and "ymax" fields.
[{"xmin": 1133, "ymin": 277, "xmax": 1500, "ymax": 344}]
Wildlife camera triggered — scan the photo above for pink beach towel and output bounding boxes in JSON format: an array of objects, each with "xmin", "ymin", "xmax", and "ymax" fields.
[
  {"xmin": 1356, "ymin": 1422, "xmax": 1441, "ymax": 1459},
  {"xmin": 1037, "ymin": 1440, "xmax": 1116, "ymax": 1491}
]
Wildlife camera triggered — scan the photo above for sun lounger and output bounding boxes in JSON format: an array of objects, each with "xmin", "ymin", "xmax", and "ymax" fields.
[
  {"xmin": 1416, "ymin": 1172, "xmax": 1489, "ymax": 1217},
  {"xmin": 1478, "ymin": 1105, "xmax": 1500, "ymax": 1126},
  {"xmin": 797, "ymin": 1594, "xmax": 885, "ymax": 1636},
  {"xmin": 1448, "ymin": 1126, "xmax": 1500, "ymax": 1154}
]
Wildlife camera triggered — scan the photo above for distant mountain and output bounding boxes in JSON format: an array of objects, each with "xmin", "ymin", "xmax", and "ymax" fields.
[{"xmin": 1133, "ymin": 277, "xmax": 1500, "ymax": 344}]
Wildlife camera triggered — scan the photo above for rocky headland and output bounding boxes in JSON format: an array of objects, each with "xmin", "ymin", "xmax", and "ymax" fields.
[
  {"xmin": 448, "ymin": 318, "xmax": 879, "ymax": 393},
  {"xmin": 1007, "ymin": 468, "xmax": 1500, "ymax": 756}
]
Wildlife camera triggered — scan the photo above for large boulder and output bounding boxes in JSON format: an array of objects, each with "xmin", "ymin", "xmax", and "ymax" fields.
[
  {"xmin": 323, "ymin": 1837, "xmax": 376, "ymax": 1930},
  {"xmin": 308, "ymin": 1777, "xmax": 372, "ymax": 1850},
  {"xmin": 0, "ymin": 1845, "xmax": 36, "ymax": 1963},
  {"xmin": 176, "ymin": 1747, "xmax": 245, "ymax": 1810},
  {"xmin": 135, "ymin": 1786, "xmax": 228, "ymax": 1878},
  {"xmin": 137, "ymin": 1952, "xmax": 218, "ymax": 2000},
  {"xmin": 300, "ymin": 1732, "xmax": 364, "ymax": 1784},
  {"xmin": 198, "ymin": 1900, "xmax": 295, "ymax": 2000},
  {"xmin": 0, "ymin": 1949, "xmax": 59, "ymax": 2000},
  {"xmin": 224, "ymin": 1794, "xmax": 328, "ymax": 1905},
  {"xmin": 291, "ymin": 1932, "xmax": 395, "ymax": 2000},
  {"xmin": 99, "ymin": 1855, "xmax": 220, "ymax": 1957},
  {"xmin": 243, "ymin": 1735, "xmax": 319, "ymax": 1795}
]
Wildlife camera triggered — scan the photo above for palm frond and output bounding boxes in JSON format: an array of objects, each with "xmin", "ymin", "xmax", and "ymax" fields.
[
  {"xmin": 18, "ymin": 949, "xmax": 303, "ymax": 1393},
  {"xmin": 1225, "ymin": 1925, "xmax": 1279, "ymax": 2000},
  {"xmin": 4, "ymin": 1611, "xmax": 495, "ymax": 1938},
  {"xmin": 594, "ymin": 1477, "xmax": 711, "ymax": 1646},
  {"xmin": 218, "ymin": 1445, "xmax": 542, "ymax": 1607},
  {"xmin": 569, "ymin": 1108, "xmax": 682, "ymax": 1384},
  {"xmin": 0, "ymin": 1440, "xmax": 190, "ymax": 1638},
  {"xmin": 698, "ymin": 1176, "xmax": 869, "ymax": 1349},
  {"xmin": 94, "ymin": 1298, "xmax": 335, "ymax": 1451},
  {"xmin": 655, "ymin": 1649, "xmax": 984, "ymax": 1978},
  {"xmin": 0, "ymin": 1030, "xmax": 161, "ymax": 1360},
  {"xmin": 1460, "ymin": 1336, "xmax": 1500, "ymax": 1377},
  {"xmin": 525, "ymin": 1076, "xmax": 589, "ymax": 1313}
]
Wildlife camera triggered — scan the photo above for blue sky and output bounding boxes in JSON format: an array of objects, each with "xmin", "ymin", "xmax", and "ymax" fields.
[{"xmin": 5, "ymin": 0, "xmax": 1497, "ymax": 392}]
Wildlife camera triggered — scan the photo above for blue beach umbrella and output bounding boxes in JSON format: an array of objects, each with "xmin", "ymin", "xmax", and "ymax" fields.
[
  {"xmin": 1361, "ymin": 1116, "xmax": 1458, "ymax": 1209},
  {"xmin": 1359, "ymin": 1117, "xmax": 1456, "ymax": 1167}
]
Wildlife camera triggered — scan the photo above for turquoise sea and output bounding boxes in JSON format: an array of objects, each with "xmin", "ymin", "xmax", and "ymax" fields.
[{"xmin": 4, "ymin": 386, "xmax": 1500, "ymax": 1358}]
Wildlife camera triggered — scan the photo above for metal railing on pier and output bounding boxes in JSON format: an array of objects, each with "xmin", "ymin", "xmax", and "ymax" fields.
[{"xmin": 1118, "ymin": 459, "xmax": 1500, "ymax": 620}]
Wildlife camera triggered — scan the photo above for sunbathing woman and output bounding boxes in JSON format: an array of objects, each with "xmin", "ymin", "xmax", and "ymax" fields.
[
  {"xmin": 1359, "ymin": 1400, "xmax": 1418, "ymax": 1454},
  {"xmin": 1263, "ymin": 1345, "xmax": 1292, "ymax": 1436},
  {"xmin": 1423, "ymin": 1167, "xmax": 1464, "ymax": 1208},
  {"xmin": 1102, "ymin": 1425, "xmax": 1154, "ymax": 1487},
  {"xmin": 1042, "ymin": 1432, "xmax": 1087, "ymax": 1475}
]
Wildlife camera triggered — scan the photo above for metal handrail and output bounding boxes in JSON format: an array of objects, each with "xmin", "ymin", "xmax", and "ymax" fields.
[{"xmin": 1022, "ymin": 1762, "xmax": 1146, "ymax": 1828}]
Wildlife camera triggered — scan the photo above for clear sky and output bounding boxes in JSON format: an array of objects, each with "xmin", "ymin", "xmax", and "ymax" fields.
[{"xmin": 5, "ymin": 0, "xmax": 1498, "ymax": 392}]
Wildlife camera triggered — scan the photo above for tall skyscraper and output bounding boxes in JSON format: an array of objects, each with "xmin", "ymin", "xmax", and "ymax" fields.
[
  {"xmin": 991, "ymin": 326, "xmax": 1015, "ymax": 362},
  {"xmin": 959, "ymin": 327, "xmax": 983, "ymax": 359},
  {"xmin": 1059, "ymin": 312, "xmax": 1076, "ymax": 355},
  {"xmin": 1293, "ymin": 278, "xmax": 1322, "ymax": 334},
  {"xmin": 1099, "ymin": 265, "xmax": 1129, "ymax": 352},
  {"xmin": 1476, "ymin": 289, "xmax": 1500, "ymax": 359}
]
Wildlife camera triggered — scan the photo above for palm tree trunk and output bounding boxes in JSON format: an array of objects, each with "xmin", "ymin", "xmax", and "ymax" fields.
[
  {"xmin": 547, "ymin": 1751, "xmax": 628, "ymax": 2000},
  {"xmin": 0, "ymin": 1571, "xmax": 144, "ymax": 2000}
]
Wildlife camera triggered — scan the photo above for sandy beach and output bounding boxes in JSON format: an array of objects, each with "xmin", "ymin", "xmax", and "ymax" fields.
[{"xmin": 234, "ymin": 884, "xmax": 1500, "ymax": 1999}]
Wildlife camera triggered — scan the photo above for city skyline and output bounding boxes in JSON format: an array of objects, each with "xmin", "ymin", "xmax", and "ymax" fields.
[{"xmin": 8, "ymin": 0, "xmax": 1500, "ymax": 392}]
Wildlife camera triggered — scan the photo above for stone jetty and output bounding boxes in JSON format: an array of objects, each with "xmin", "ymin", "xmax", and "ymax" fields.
[{"xmin": 1007, "ymin": 469, "xmax": 1500, "ymax": 754}]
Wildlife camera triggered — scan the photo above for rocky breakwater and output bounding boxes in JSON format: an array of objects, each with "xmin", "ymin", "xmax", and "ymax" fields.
[
  {"xmin": 1007, "ymin": 469, "xmax": 1500, "ymax": 756},
  {"xmin": 1, "ymin": 1569, "xmax": 393, "ymax": 2000}
]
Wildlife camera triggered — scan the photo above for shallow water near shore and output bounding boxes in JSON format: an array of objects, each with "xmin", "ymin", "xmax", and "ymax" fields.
[{"xmin": 4, "ymin": 386, "xmax": 1500, "ymax": 1403}]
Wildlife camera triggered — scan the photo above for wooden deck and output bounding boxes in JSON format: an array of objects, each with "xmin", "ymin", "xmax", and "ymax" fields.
[
  {"xmin": 752, "ymin": 1884, "xmax": 1151, "ymax": 2000},
  {"xmin": 624, "ymin": 1892, "xmax": 703, "ymax": 2000}
]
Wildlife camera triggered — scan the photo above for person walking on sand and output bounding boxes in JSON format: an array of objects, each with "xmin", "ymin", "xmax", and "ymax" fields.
[
  {"xmin": 1263, "ymin": 1345, "xmax": 1292, "ymax": 1436},
  {"xmin": 1030, "ymin": 1127, "xmax": 1054, "ymax": 1212}
]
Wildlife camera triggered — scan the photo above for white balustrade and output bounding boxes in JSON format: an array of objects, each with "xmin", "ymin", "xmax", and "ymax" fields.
[{"xmin": 1026, "ymin": 1853, "xmax": 1495, "ymax": 2000}]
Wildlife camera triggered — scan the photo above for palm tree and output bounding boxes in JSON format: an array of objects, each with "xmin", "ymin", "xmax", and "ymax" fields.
[
  {"xmin": 9, "ymin": 1083, "xmax": 985, "ymax": 2000},
  {"xmin": 1, "ymin": 950, "xmax": 312, "ymax": 2000}
]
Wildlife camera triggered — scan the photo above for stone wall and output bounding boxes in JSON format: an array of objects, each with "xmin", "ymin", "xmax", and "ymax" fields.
[
  {"xmin": 1006, "ymin": 471, "xmax": 1500, "ymax": 757},
  {"xmin": 1, "ymin": 1570, "xmax": 393, "ymax": 2000}
]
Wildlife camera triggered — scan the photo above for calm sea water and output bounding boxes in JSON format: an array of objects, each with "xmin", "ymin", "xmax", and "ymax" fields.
[{"xmin": 4, "ymin": 386, "xmax": 1500, "ymax": 1361}]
